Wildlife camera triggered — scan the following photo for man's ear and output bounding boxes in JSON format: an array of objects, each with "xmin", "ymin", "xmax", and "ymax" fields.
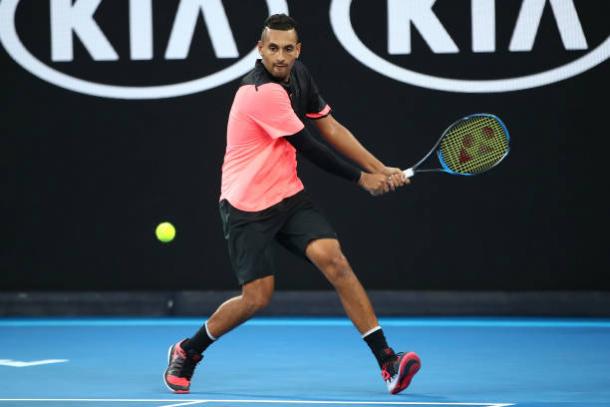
[
  {"xmin": 295, "ymin": 42, "xmax": 302, "ymax": 58},
  {"xmin": 257, "ymin": 40, "xmax": 263, "ymax": 56}
]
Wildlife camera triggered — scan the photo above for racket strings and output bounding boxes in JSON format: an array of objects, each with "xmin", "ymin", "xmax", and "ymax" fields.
[{"xmin": 439, "ymin": 116, "xmax": 509, "ymax": 175}]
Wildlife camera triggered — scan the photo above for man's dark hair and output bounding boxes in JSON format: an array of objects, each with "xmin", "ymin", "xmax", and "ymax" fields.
[{"xmin": 261, "ymin": 14, "xmax": 299, "ymax": 42}]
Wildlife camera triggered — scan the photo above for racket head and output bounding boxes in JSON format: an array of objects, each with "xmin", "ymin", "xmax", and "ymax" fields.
[{"xmin": 436, "ymin": 113, "xmax": 510, "ymax": 176}]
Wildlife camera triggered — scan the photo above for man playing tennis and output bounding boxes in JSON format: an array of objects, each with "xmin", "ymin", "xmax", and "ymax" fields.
[{"xmin": 164, "ymin": 14, "xmax": 421, "ymax": 395}]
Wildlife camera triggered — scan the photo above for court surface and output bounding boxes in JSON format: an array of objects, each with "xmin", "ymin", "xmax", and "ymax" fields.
[{"xmin": 1, "ymin": 317, "xmax": 609, "ymax": 407}]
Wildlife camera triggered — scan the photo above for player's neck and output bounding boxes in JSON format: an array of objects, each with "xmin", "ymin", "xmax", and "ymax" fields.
[{"xmin": 258, "ymin": 60, "xmax": 291, "ymax": 84}]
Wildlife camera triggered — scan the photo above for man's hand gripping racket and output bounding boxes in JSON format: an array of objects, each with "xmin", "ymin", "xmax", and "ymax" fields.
[{"xmin": 402, "ymin": 113, "xmax": 510, "ymax": 179}]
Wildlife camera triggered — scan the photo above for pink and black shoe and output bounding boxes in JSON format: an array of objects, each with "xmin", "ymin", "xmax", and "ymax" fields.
[
  {"xmin": 381, "ymin": 351, "xmax": 421, "ymax": 394},
  {"xmin": 163, "ymin": 340, "xmax": 203, "ymax": 393}
]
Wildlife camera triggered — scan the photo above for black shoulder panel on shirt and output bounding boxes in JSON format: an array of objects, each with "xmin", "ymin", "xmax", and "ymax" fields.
[
  {"xmin": 240, "ymin": 60, "xmax": 287, "ymax": 90},
  {"xmin": 238, "ymin": 60, "xmax": 319, "ymax": 118}
]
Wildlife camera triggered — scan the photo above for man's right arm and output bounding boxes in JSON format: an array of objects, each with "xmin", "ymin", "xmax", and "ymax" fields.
[
  {"xmin": 285, "ymin": 128, "xmax": 390, "ymax": 196},
  {"xmin": 245, "ymin": 83, "xmax": 390, "ymax": 195}
]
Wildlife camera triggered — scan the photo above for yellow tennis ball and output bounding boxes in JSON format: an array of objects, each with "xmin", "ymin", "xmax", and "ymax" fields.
[{"xmin": 155, "ymin": 222, "xmax": 176, "ymax": 243}]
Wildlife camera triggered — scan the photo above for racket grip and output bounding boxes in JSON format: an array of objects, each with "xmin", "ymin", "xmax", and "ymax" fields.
[{"xmin": 403, "ymin": 168, "xmax": 415, "ymax": 178}]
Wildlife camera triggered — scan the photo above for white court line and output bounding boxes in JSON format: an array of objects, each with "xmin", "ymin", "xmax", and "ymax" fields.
[
  {"xmin": 161, "ymin": 401, "xmax": 207, "ymax": 407},
  {"xmin": 0, "ymin": 399, "xmax": 515, "ymax": 407},
  {"xmin": 0, "ymin": 359, "xmax": 68, "ymax": 367},
  {"xmin": 169, "ymin": 401, "xmax": 516, "ymax": 407}
]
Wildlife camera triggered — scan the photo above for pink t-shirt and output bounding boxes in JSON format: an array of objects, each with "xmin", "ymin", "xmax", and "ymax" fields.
[{"xmin": 220, "ymin": 82, "xmax": 305, "ymax": 212}]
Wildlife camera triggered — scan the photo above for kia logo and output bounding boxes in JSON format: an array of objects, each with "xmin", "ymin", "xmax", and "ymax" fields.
[
  {"xmin": 0, "ymin": 0, "xmax": 289, "ymax": 99},
  {"xmin": 330, "ymin": 0, "xmax": 610, "ymax": 93}
]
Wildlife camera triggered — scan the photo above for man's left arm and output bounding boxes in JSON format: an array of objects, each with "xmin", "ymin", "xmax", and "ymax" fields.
[{"xmin": 313, "ymin": 114, "xmax": 409, "ymax": 188}]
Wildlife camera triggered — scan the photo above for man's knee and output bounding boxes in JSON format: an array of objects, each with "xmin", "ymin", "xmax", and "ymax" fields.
[
  {"xmin": 242, "ymin": 277, "xmax": 274, "ymax": 312},
  {"xmin": 307, "ymin": 239, "xmax": 352, "ymax": 283}
]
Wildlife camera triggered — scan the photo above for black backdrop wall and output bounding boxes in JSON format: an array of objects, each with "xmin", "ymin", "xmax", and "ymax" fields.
[{"xmin": 2, "ymin": 0, "xmax": 609, "ymax": 292}]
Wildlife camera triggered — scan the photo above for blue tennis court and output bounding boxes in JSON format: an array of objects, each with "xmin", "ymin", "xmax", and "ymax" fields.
[{"xmin": 1, "ymin": 317, "xmax": 609, "ymax": 407}]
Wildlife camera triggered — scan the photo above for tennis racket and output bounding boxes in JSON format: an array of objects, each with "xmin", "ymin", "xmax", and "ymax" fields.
[{"xmin": 403, "ymin": 113, "xmax": 510, "ymax": 178}]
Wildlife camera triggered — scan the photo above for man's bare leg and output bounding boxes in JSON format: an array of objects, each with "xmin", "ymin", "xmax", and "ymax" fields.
[
  {"xmin": 305, "ymin": 237, "xmax": 421, "ymax": 395},
  {"xmin": 163, "ymin": 275, "xmax": 274, "ymax": 393},
  {"xmin": 181, "ymin": 275, "xmax": 275, "ymax": 353},
  {"xmin": 206, "ymin": 275, "xmax": 275, "ymax": 338},
  {"xmin": 305, "ymin": 238, "xmax": 378, "ymax": 334}
]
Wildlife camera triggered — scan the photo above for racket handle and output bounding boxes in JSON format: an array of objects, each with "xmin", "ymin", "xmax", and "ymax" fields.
[{"xmin": 403, "ymin": 168, "xmax": 415, "ymax": 178}]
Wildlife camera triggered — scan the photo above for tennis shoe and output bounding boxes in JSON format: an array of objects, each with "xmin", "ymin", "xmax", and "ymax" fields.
[
  {"xmin": 381, "ymin": 351, "xmax": 421, "ymax": 394},
  {"xmin": 163, "ymin": 339, "xmax": 203, "ymax": 394}
]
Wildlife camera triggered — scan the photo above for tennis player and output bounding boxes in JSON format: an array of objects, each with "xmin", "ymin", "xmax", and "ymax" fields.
[{"xmin": 164, "ymin": 14, "xmax": 420, "ymax": 395}]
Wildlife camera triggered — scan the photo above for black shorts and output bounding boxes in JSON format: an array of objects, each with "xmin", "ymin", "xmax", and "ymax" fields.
[{"xmin": 219, "ymin": 190, "xmax": 337, "ymax": 286}]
